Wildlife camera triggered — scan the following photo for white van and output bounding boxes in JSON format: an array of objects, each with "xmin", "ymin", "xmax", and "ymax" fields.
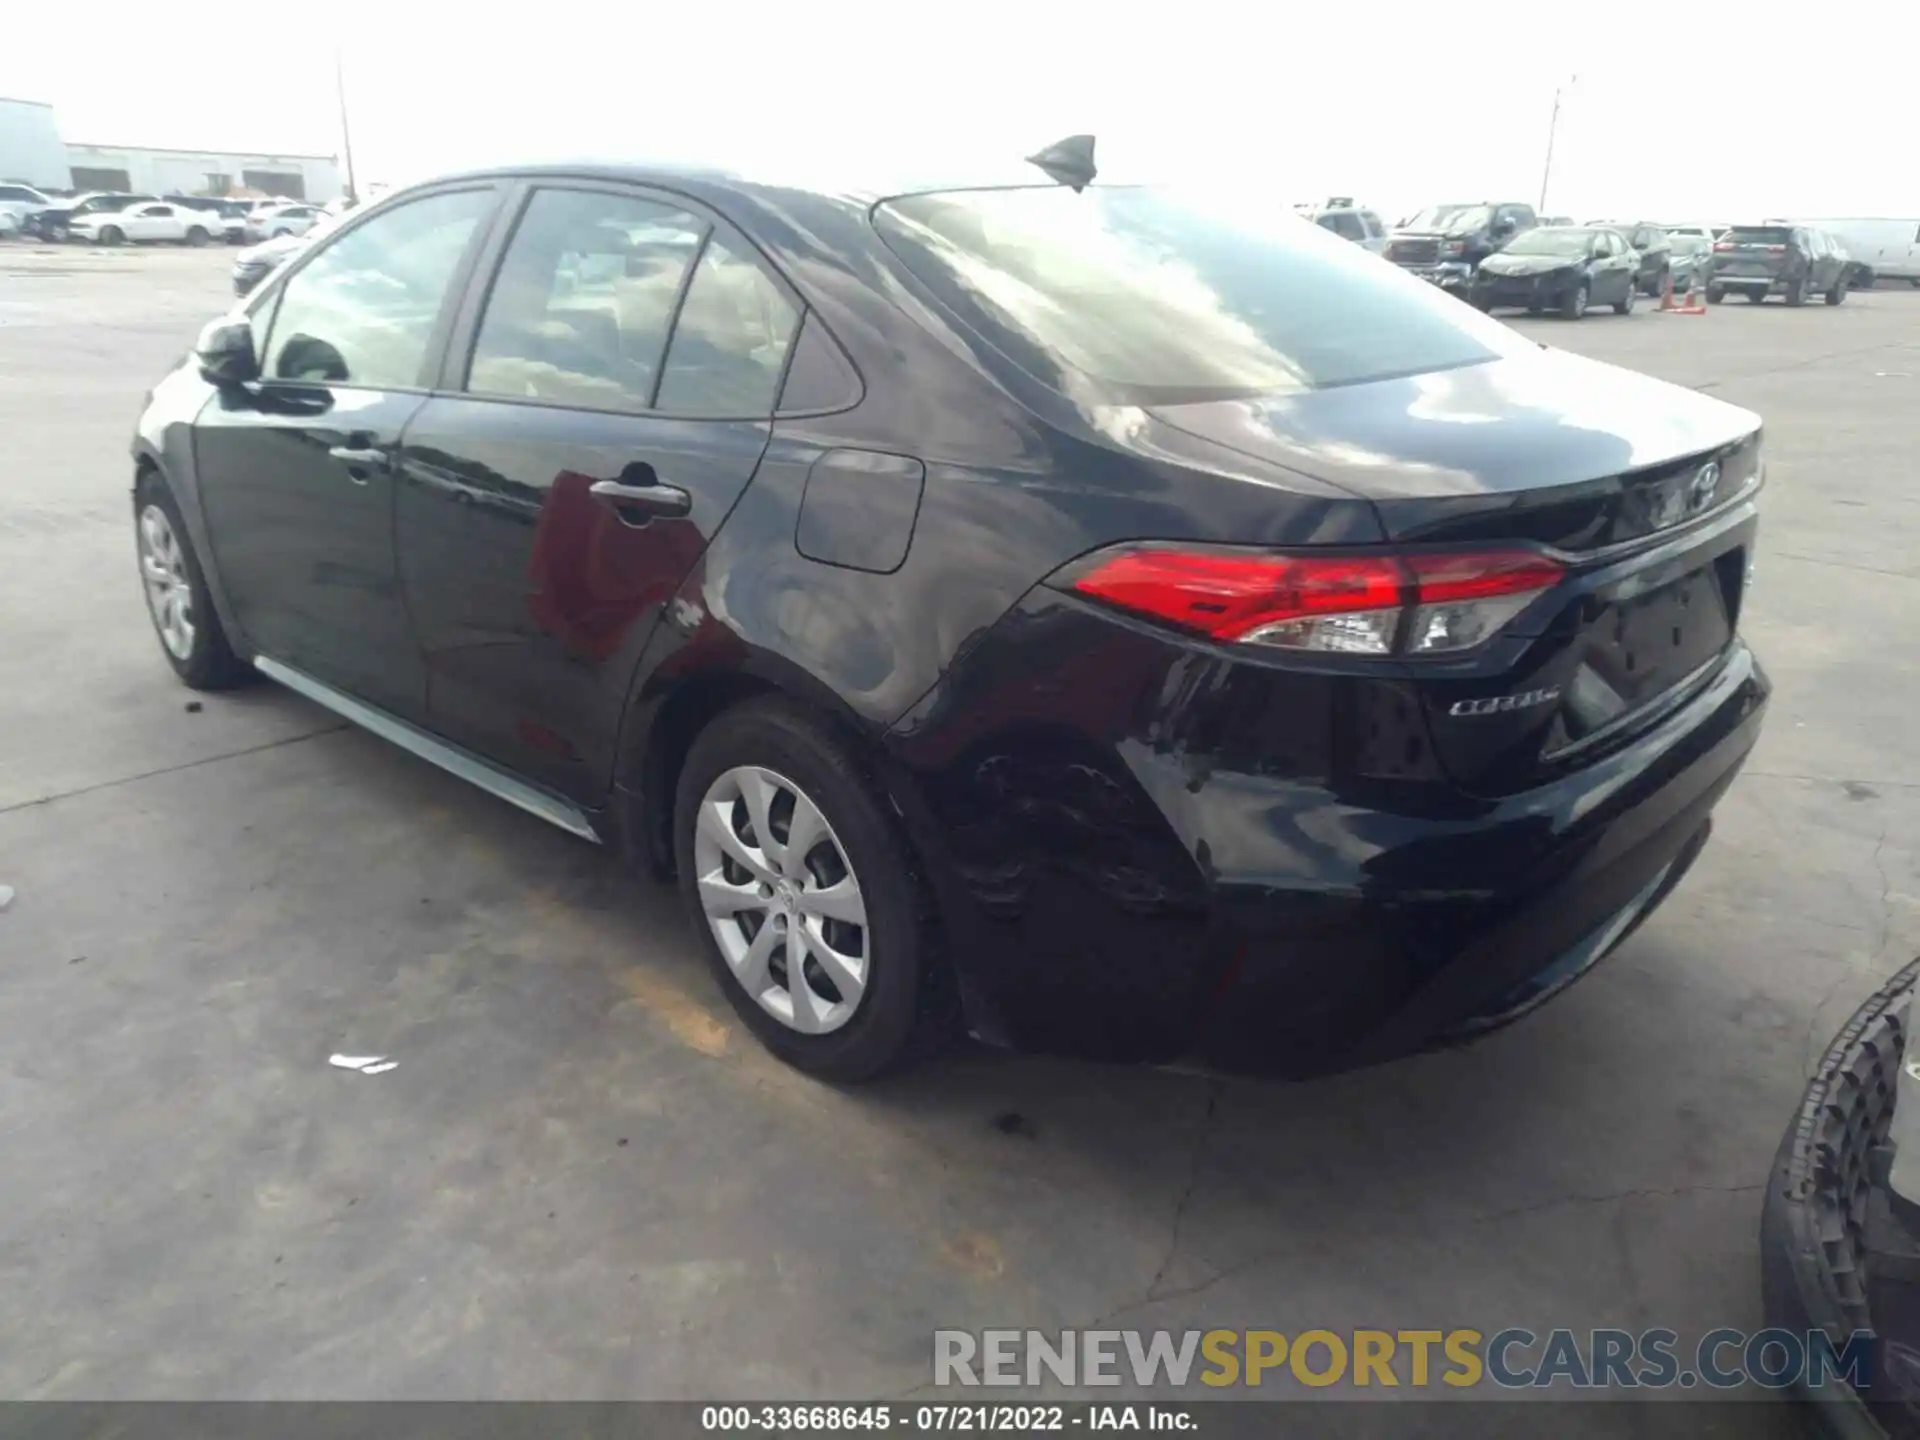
[{"xmin": 1791, "ymin": 219, "xmax": 1920, "ymax": 285}]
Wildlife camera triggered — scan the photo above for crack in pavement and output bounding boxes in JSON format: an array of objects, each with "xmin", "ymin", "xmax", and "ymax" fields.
[
  {"xmin": 1692, "ymin": 338, "xmax": 1917, "ymax": 392},
  {"xmin": 1142, "ymin": 1078, "xmax": 1224, "ymax": 1304},
  {"xmin": 0, "ymin": 725, "xmax": 346, "ymax": 816},
  {"xmin": 1771, "ymin": 551, "xmax": 1918, "ymax": 583}
]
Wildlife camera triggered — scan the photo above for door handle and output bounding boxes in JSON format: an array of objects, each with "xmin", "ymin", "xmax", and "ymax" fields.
[
  {"xmin": 328, "ymin": 445, "xmax": 391, "ymax": 472},
  {"xmin": 589, "ymin": 477, "xmax": 691, "ymax": 520}
]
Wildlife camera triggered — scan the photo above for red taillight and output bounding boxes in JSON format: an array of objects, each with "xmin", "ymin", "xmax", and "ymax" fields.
[
  {"xmin": 1713, "ymin": 242, "xmax": 1733, "ymax": 251},
  {"xmin": 1064, "ymin": 545, "xmax": 1563, "ymax": 656}
]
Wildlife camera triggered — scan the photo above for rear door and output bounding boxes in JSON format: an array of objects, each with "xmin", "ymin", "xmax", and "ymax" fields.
[
  {"xmin": 193, "ymin": 185, "xmax": 503, "ymax": 717},
  {"xmin": 395, "ymin": 181, "xmax": 803, "ymax": 801}
]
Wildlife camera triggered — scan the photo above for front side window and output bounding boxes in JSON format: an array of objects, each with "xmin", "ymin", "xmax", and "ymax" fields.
[
  {"xmin": 262, "ymin": 187, "xmax": 495, "ymax": 388},
  {"xmin": 654, "ymin": 234, "xmax": 801, "ymax": 416},
  {"xmin": 467, "ymin": 188, "xmax": 707, "ymax": 412},
  {"xmin": 877, "ymin": 186, "xmax": 1519, "ymax": 401}
]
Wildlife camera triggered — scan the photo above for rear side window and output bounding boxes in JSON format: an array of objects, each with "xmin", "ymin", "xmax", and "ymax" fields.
[
  {"xmin": 876, "ymin": 186, "xmax": 1515, "ymax": 400},
  {"xmin": 467, "ymin": 187, "xmax": 707, "ymax": 412},
  {"xmin": 262, "ymin": 187, "xmax": 495, "ymax": 389},
  {"xmin": 654, "ymin": 234, "xmax": 801, "ymax": 417}
]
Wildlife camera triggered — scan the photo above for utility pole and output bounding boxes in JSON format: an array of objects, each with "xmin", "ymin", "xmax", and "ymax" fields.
[
  {"xmin": 335, "ymin": 50, "xmax": 359, "ymax": 204},
  {"xmin": 1537, "ymin": 74, "xmax": 1576, "ymax": 214}
]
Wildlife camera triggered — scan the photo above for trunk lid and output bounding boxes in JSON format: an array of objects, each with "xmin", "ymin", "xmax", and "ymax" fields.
[
  {"xmin": 1714, "ymin": 227, "xmax": 1794, "ymax": 280},
  {"xmin": 1149, "ymin": 350, "xmax": 1763, "ymax": 796}
]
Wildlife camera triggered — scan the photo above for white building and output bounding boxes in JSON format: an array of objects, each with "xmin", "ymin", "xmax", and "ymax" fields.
[
  {"xmin": 0, "ymin": 95, "xmax": 344, "ymax": 200},
  {"xmin": 0, "ymin": 97, "xmax": 70, "ymax": 189},
  {"xmin": 65, "ymin": 143, "xmax": 342, "ymax": 202}
]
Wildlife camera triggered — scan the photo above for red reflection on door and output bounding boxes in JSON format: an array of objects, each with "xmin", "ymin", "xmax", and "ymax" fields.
[{"xmin": 524, "ymin": 470, "xmax": 703, "ymax": 662}]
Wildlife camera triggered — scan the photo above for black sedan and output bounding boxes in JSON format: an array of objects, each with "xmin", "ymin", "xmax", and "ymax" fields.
[
  {"xmin": 129, "ymin": 146, "xmax": 1768, "ymax": 1080},
  {"xmin": 1470, "ymin": 225, "xmax": 1641, "ymax": 317}
]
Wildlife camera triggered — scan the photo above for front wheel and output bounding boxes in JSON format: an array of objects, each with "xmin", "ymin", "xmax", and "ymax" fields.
[
  {"xmin": 134, "ymin": 474, "xmax": 251, "ymax": 690},
  {"xmin": 674, "ymin": 698, "xmax": 944, "ymax": 1080},
  {"xmin": 1560, "ymin": 281, "xmax": 1589, "ymax": 320}
]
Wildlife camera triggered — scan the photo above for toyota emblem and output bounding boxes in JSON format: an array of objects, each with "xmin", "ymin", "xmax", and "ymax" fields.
[{"xmin": 1688, "ymin": 461, "xmax": 1721, "ymax": 515}]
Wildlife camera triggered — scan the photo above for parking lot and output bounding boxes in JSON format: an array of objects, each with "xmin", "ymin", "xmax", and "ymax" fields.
[{"xmin": 2, "ymin": 241, "xmax": 1917, "ymax": 1416}]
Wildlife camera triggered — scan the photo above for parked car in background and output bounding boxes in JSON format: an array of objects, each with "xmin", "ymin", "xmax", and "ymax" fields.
[
  {"xmin": 1386, "ymin": 201, "xmax": 1537, "ymax": 293},
  {"xmin": 1470, "ymin": 225, "xmax": 1640, "ymax": 318},
  {"xmin": 132, "ymin": 156, "xmax": 1768, "ymax": 1081},
  {"xmin": 1785, "ymin": 218, "xmax": 1920, "ymax": 287},
  {"xmin": 1658, "ymin": 223, "xmax": 1723, "ymax": 244},
  {"xmin": 1296, "ymin": 198, "xmax": 1389, "ymax": 253},
  {"xmin": 229, "ymin": 216, "xmax": 333, "ymax": 295},
  {"xmin": 70, "ymin": 201, "xmax": 218, "ymax": 247},
  {"xmin": 165, "ymin": 195, "xmax": 252, "ymax": 240},
  {"xmin": 0, "ymin": 181, "xmax": 52, "ymax": 233},
  {"xmin": 243, "ymin": 203, "xmax": 324, "ymax": 242},
  {"xmin": 1667, "ymin": 233, "xmax": 1714, "ymax": 292},
  {"xmin": 1707, "ymin": 223, "xmax": 1848, "ymax": 305},
  {"xmin": 25, "ymin": 191, "xmax": 157, "ymax": 241},
  {"xmin": 1588, "ymin": 221, "xmax": 1672, "ymax": 295},
  {"xmin": 1540, "ymin": 214, "xmax": 1574, "ymax": 227}
]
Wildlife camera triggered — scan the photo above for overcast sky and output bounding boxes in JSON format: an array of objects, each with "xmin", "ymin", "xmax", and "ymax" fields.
[{"xmin": 5, "ymin": 3, "xmax": 1917, "ymax": 222}]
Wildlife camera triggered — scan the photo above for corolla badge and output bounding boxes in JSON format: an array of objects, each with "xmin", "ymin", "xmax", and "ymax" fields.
[{"xmin": 1449, "ymin": 687, "xmax": 1562, "ymax": 717}]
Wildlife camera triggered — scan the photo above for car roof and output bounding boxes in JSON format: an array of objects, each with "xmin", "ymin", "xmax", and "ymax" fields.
[{"xmin": 404, "ymin": 157, "xmax": 1117, "ymax": 214}]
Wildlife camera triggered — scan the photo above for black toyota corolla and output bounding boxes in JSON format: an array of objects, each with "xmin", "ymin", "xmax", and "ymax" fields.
[{"xmin": 130, "ymin": 144, "xmax": 1769, "ymax": 1080}]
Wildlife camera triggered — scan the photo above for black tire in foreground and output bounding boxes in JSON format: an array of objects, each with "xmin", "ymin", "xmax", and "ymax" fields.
[
  {"xmin": 1827, "ymin": 277, "xmax": 1848, "ymax": 306},
  {"xmin": 133, "ymin": 471, "xmax": 251, "ymax": 690},
  {"xmin": 1560, "ymin": 281, "xmax": 1588, "ymax": 320},
  {"xmin": 673, "ymin": 696, "xmax": 949, "ymax": 1081},
  {"xmin": 1761, "ymin": 957, "xmax": 1920, "ymax": 1440}
]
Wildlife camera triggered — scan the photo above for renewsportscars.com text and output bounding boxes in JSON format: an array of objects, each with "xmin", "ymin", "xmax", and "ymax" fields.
[{"xmin": 933, "ymin": 1327, "xmax": 1871, "ymax": 1391}]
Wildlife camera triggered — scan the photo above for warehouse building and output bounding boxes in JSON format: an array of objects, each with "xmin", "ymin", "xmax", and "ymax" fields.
[
  {"xmin": 0, "ymin": 98, "xmax": 69, "ymax": 189},
  {"xmin": 1, "ymin": 96, "xmax": 342, "ymax": 201},
  {"xmin": 64, "ymin": 143, "xmax": 341, "ymax": 201}
]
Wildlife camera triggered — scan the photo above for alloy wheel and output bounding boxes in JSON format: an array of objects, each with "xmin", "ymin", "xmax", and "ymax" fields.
[
  {"xmin": 692, "ymin": 765, "xmax": 869, "ymax": 1035},
  {"xmin": 138, "ymin": 504, "xmax": 195, "ymax": 659}
]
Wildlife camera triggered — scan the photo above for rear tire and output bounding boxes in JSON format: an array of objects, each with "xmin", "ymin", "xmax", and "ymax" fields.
[
  {"xmin": 1825, "ymin": 276, "xmax": 1846, "ymax": 305},
  {"xmin": 1706, "ymin": 284, "xmax": 1725, "ymax": 304},
  {"xmin": 99, "ymin": 225, "xmax": 123, "ymax": 246},
  {"xmin": 673, "ymin": 697, "xmax": 945, "ymax": 1081},
  {"xmin": 134, "ymin": 471, "xmax": 251, "ymax": 691},
  {"xmin": 186, "ymin": 226, "xmax": 209, "ymax": 247},
  {"xmin": 1614, "ymin": 284, "xmax": 1635, "ymax": 315},
  {"xmin": 1785, "ymin": 276, "xmax": 1808, "ymax": 306}
]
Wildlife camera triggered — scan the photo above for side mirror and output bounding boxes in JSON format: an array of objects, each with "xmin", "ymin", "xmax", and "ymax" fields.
[{"xmin": 195, "ymin": 317, "xmax": 259, "ymax": 386}]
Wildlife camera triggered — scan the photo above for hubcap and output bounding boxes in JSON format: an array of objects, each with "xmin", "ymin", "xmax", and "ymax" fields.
[
  {"xmin": 137, "ymin": 504, "xmax": 195, "ymax": 659},
  {"xmin": 693, "ymin": 765, "xmax": 869, "ymax": 1036}
]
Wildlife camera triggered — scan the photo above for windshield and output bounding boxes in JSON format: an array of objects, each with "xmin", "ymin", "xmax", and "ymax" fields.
[
  {"xmin": 1405, "ymin": 204, "xmax": 1491, "ymax": 235},
  {"xmin": 876, "ymin": 186, "xmax": 1519, "ymax": 401},
  {"xmin": 1500, "ymin": 228, "xmax": 1595, "ymax": 257}
]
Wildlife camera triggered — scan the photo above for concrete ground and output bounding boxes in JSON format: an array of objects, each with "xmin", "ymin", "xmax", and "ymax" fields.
[{"xmin": 2, "ymin": 242, "xmax": 1917, "ymax": 1414}]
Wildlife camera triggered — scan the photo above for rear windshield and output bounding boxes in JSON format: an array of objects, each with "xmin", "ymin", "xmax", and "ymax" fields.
[
  {"xmin": 1726, "ymin": 226, "xmax": 1793, "ymax": 245},
  {"xmin": 874, "ymin": 187, "xmax": 1514, "ymax": 401}
]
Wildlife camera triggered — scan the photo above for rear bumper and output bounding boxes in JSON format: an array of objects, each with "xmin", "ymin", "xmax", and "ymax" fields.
[{"xmin": 886, "ymin": 591, "xmax": 1768, "ymax": 1076}]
